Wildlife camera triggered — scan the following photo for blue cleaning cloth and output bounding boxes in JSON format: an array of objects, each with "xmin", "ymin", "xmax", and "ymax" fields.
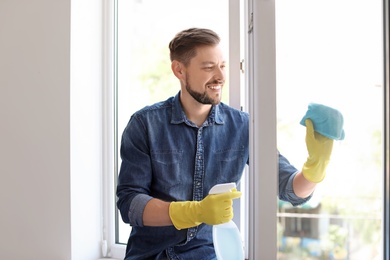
[{"xmin": 300, "ymin": 103, "xmax": 345, "ymax": 140}]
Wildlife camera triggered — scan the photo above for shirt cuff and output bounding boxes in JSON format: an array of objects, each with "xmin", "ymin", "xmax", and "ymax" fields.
[{"xmin": 129, "ymin": 193, "xmax": 153, "ymax": 226}]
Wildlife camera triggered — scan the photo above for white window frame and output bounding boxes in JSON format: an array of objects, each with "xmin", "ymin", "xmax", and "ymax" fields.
[
  {"xmin": 102, "ymin": 0, "xmax": 125, "ymax": 258},
  {"xmin": 245, "ymin": 0, "xmax": 278, "ymax": 258},
  {"xmin": 384, "ymin": 0, "xmax": 389, "ymax": 259}
]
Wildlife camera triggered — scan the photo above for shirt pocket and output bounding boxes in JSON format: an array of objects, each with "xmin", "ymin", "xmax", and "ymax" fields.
[
  {"xmin": 213, "ymin": 147, "xmax": 245, "ymax": 184},
  {"xmin": 151, "ymin": 150, "xmax": 184, "ymax": 190}
]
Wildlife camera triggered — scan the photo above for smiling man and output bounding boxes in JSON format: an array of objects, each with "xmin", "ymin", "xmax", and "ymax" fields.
[{"xmin": 116, "ymin": 28, "xmax": 330, "ymax": 259}]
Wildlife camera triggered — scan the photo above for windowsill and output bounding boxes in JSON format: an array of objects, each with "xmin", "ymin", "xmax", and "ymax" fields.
[{"xmin": 108, "ymin": 243, "xmax": 126, "ymax": 260}]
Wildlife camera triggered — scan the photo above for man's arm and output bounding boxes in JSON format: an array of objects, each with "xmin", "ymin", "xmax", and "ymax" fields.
[
  {"xmin": 143, "ymin": 198, "xmax": 172, "ymax": 226},
  {"xmin": 292, "ymin": 171, "xmax": 317, "ymax": 198}
]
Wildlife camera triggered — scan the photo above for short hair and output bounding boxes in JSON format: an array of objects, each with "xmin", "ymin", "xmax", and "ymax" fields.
[{"xmin": 169, "ymin": 28, "xmax": 221, "ymax": 66}]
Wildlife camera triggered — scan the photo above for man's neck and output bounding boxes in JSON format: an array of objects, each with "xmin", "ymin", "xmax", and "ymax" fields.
[{"xmin": 180, "ymin": 94, "xmax": 212, "ymax": 127}]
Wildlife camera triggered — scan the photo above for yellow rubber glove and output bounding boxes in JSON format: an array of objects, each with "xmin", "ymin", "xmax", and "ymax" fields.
[
  {"xmin": 169, "ymin": 188, "xmax": 242, "ymax": 230},
  {"xmin": 302, "ymin": 119, "xmax": 334, "ymax": 183}
]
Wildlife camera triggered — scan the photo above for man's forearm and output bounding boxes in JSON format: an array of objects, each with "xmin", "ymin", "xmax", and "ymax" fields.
[
  {"xmin": 292, "ymin": 171, "xmax": 317, "ymax": 198},
  {"xmin": 143, "ymin": 198, "xmax": 173, "ymax": 226}
]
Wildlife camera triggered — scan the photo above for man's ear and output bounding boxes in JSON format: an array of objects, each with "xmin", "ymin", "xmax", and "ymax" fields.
[{"xmin": 171, "ymin": 60, "xmax": 185, "ymax": 79}]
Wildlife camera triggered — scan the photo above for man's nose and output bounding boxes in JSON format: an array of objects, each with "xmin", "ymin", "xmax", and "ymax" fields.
[{"xmin": 214, "ymin": 67, "xmax": 225, "ymax": 81}]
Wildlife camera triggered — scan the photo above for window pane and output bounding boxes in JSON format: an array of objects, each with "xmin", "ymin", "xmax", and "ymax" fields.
[
  {"xmin": 276, "ymin": 0, "xmax": 383, "ymax": 259},
  {"xmin": 116, "ymin": 0, "xmax": 229, "ymax": 244}
]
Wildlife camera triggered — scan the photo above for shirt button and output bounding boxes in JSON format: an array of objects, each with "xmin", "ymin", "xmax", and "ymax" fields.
[
  {"xmin": 198, "ymin": 156, "xmax": 201, "ymax": 160},
  {"xmin": 196, "ymin": 182, "xmax": 201, "ymax": 186}
]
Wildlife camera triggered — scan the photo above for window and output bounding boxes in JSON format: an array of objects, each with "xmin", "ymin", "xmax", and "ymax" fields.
[
  {"xmin": 114, "ymin": 0, "xmax": 236, "ymax": 247},
  {"xmin": 275, "ymin": 0, "xmax": 385, "ymax": 259},
  {"xmin": 105, "ymin": 0, "xmax": 389, "ymax": 259}
]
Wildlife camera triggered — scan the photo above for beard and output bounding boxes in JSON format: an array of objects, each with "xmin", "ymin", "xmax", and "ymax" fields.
[{"xmin": 185, "ymin": 74, "xmax": 222, "ymax": 105}]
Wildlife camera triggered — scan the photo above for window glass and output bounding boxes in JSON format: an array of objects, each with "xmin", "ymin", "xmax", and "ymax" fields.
[
  {"xmin": 275, "ymin": 0, "xmax": 384, "ymax": 259},
  {"xmin": 116, "ymin": 0, "xmax": 230, "ymax": 244}
]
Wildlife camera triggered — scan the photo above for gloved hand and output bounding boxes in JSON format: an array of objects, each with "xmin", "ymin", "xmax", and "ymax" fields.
[
  {"xmin": 302, "ymin": 119, "xmax": 334, "ymax": 183},
  {"xmin": 169, "ymin": 188, "xmax": 242, "ymax": 230}
]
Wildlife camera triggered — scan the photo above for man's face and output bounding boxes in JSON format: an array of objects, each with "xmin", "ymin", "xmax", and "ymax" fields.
[{"xmin": 184, "ymin": 45, "xmax": 226, "ymax": 105}]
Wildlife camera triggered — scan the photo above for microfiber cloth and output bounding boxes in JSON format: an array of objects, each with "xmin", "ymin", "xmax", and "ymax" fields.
[{"xmin": 300, "ymin": 103, "xmax": 345, "ymax": 140}]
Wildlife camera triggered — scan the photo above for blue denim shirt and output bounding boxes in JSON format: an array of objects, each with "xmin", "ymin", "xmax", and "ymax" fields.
[{"xmin": 117, "ymin": 92, "xmax": 310, "ymax": 260}]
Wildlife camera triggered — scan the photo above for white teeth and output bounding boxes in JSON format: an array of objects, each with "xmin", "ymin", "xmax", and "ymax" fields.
[{"xmin": 209, "ymin": 85, "xmax": 221, "ymax": 90}]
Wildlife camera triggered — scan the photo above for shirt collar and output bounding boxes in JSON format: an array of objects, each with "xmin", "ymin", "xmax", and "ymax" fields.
[{"xmin": 171, "ymin": 91, "xmax": 224, "ymax": 125}]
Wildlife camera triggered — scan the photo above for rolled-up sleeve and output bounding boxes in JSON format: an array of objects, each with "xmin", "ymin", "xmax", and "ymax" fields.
[
  {"xmin": 278, "ymin": 152, "xmax": 312, "ymax": 206},
  {"xmin": 128, "ymin": 194, "xmax": 153, "ymax": 226},
  {"xmin": 116, "ymin": 115, "xmax": 153, "ymax": 226}
]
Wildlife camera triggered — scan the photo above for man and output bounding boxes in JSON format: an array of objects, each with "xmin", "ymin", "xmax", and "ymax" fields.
[{"xmin": 116, "ymin": 28, "xmax": 333, "ymax": 259}]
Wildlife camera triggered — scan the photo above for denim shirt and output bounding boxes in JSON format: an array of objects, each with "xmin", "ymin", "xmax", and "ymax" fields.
[{"xmin": 116, "ymin": 92, "xmax": 310, "ymax": 260}]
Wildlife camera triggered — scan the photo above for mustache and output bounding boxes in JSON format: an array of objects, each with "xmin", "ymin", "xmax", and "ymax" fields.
[{"xmin": 206, "ymin": 80, "xmax": 224, "ymax": 85}]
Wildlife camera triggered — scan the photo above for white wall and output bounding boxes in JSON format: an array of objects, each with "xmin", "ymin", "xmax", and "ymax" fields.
[{"xmin": 0, "ymin": 0, "xmax": 103, "ymax": 259}]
